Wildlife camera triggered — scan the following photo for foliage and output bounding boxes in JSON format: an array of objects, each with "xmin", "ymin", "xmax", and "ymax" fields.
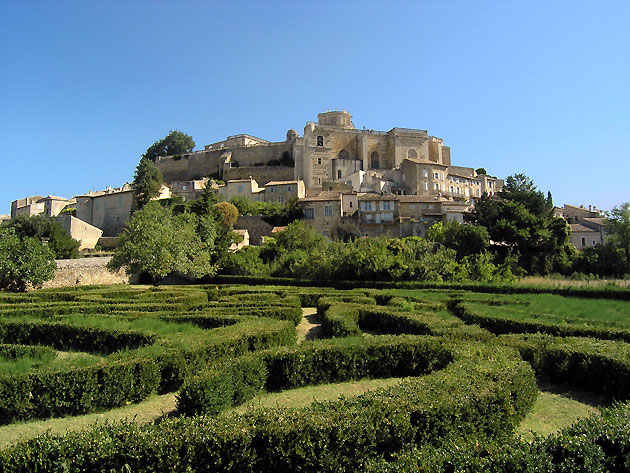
[
  {"xmin": 58, "ymin": 207, "xmax": 75, "ymax": 216},
  {"xmin": 142, "ymin": 130, "xmax": 195, "ymax": 162},
  {"xmin": 426, "ymin": 220, "xmax": 490, "ymax": 258},
  {"xmin": 108, "ymin": 202, "xmax": 216, "ymax": 282},
  {"xmin": 0, "ymin": 227, "xmax": 56, "ymax": 292},
  {"xmin": 212, "ymin": 202, "xmax": 239, "ymax": 227},
  {"xmin": 133, "ymin": 156, "xmax": 163, "ymax": 207},
  {"xmin": 475, "ymin": 167, "xmax": 487, "ymax": 175},
  {"xmin": 4, "ymin": 215, "xmax": 80, "ymax": 259},
  {"xmin": 573, "ymin": 243, "xmax": 626, "ymax": 277},
  {"xmin": 230, "ymin": 196, "xmax": 304, "ymax": 226},
  {"xmin": 470, "ymin": 174, "xmax": 571, "ymax": 275},
  {"xmin": 605, "ymin": 202, "xmax": 630, "ymax": 273}
]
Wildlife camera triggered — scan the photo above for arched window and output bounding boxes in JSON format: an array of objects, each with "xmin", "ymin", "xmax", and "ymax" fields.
[
  {"xmin": 317, "ymin": 136, "xmax": 323, "ymax": 146},
  {"xmin": 338, "ymin": 149, "xmax": 349, "ymax": 159},
  {"xmin": 408, "ymin": 149, "xmax": 417, "ymax": 159},
  {"xmin": 337, "ymin": 170, "xmax": 342, "ymax": 179},
  {"xmin": 371, "ymin": 151, "xmax": 379, "ymax": 169}
]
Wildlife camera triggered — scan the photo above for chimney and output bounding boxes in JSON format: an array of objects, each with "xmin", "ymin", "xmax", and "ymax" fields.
[{"xmin": 589, "ymin": 205, "xmax": 592, "ymax": 211}]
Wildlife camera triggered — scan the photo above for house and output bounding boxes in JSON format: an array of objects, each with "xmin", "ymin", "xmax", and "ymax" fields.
[
  {"xmin": 53, "ymin": 215, "xmax": 103, "ymax": 250},
  {"xmin": 11, "ymin": 195, "xmax": 73, "ymax": 218},
  {"xmin": 75, "ymin": 183, "xmax": 135, "ymax": 237},
  {"xmin": 169, "ymin": 177, "xmax": 211, "ymax": 202},
  {"xmin": 219, "ymin": 178, "xmax": 265, "ymax": 202},
  {"xmin": 263, "ymin": 180, "xmax": 305, "ymax": 204}
]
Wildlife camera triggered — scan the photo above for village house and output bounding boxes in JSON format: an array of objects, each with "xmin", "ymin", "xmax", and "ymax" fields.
[{"xmin": 75, "ymin": 184, "xmax": 136, "ymax": 237}]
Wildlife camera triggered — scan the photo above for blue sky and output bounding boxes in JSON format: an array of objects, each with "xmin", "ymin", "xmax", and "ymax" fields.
[{"xmin": 1, "ymin": 0, "xmax": 628, "ymax": 215}]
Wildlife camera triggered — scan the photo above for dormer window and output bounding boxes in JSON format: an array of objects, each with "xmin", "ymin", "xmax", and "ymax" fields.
[{"xmin": 317, "ymin": 136, "xmax": 323, "ymax": 146}]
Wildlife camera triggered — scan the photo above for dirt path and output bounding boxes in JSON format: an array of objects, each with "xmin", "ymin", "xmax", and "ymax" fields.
[{"xmin": 296, "ymin": 307, "xmax": 324, "ymax": 343}]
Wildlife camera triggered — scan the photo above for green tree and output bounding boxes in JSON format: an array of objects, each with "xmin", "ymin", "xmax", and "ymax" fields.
[
  {"xmin": 471, "ymin": 174, "xmax": 570, "ymax": 274},
  {"xmin": 0, "ymin": 227, "xmax": 56, "ymax": 292},
  {"xmin": 133, "ymin": 156, "xmax": 164, "ymax": 208},
  {"xmin": 475, "ymin": 168, "xmax": 487, "ymax": 175},
  {"xmin": 108, "ymin": 202, "xmax": 215, "ymax": 282},
  {"xmin": 605, "ymin": 202, "xmax": 630, "ymax": 273},
  {"xmin": 426, "ymin": 220, "xmax": 490, "ymax": 259},
  {"xmin": 143, "ymin": 130, "xmax": 195, "ymax": 162},
  {"xmin": 213, "ymin": 202, "xmax": 239, "ymax": 227},
  {"xmin": 5, "ymin": 215, "xmax": 80, "ymax": 259}
]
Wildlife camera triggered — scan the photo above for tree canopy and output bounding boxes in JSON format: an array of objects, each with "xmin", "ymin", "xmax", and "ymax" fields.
[
  {"xmin": 133, "ymin": 157, "xmax": 164, "ymax": 208},
  {"xmin": 143, "ymin": 130, "xmax": 195, "ymax": 162},
  {"xmin": 0, "ymin": 227, "xmax": 56, "ymax": 292},
  {"xmin": 4, "ymin": 215, "xmax": 80, "ymax": 259},
  {"xmin": 470, "ymin": 174, "xmax": 570, "ymax": 274},
  {"xmin": 605, "ymin": 202, "xmax": 630, "ymax": 273},
  {"xmin": 108, "ymin": 202, "xmax": 215, "ymax": 282}
]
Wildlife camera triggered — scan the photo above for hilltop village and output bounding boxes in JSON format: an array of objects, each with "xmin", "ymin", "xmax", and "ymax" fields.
[{"xmin": 6, "ymin": 111, "xmax": 606, "ymax": 252}]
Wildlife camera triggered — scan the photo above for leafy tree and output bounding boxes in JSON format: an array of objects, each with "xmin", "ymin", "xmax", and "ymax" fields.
[
  {"xmin": 573, "ymin": 243, "xmax": 625, "ymax": 277},
  {"xmin": 4, "ymin": 215, "xmax": 80, "ymax": 259},
  {"xmin": 426, "ymin": 220, "xmax": 490, "ymax": 259},
  {"xmin": 143, "ymin": 130, "xmax": 195, "ymax": 162},
  {"xmin": 133, "ymin": 156, "xmax": 163, "ymax": 208},
  {"xmin": 213, "ymin": 202, "xmax": 239, "ymax": 227},
  {"xmin": 605, "ymin": 202, "xmax": 630, "ymax": 273},
  {"xmin": 108, "ymin": 202, "xmax": 215, "ymax": 282},
  {"xmin": 471, "ymin": 174, "xmax": 571, "ymax": 274},
  {"xmin": 0, "ymin": 227, "xmax": 56, "ymax": 292},
  {"xmin": 475, "ymin": 168, "xmax": 487, "ymax": 175},
  {"xmin": 189, "ymin": 184, "xmax": 222, "ymax": 216}
]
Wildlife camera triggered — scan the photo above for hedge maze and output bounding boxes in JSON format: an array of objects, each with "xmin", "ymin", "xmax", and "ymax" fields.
[{"xmin": 0, "ymin": 282, "xmax": 629, "ymax": 472}]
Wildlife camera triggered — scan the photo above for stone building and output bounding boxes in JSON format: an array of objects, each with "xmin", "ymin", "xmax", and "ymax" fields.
[
  {"xmin": 263, "ymin": 180, "xmax": 305, "ymax": 204},
  {"xmin": 75, "ymin": 184, "xmax": 135, "ymax": 237},
  {"xmin": 11, "ymin": 195, "xmax": 73, "ymax": 218},
  {"xmin": 154, "ymin": 110, "xmax": 501, "ymax": 201}
]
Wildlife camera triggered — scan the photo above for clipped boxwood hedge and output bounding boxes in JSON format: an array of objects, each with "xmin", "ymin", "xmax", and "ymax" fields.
[{"xmin": 0, "ymin": 340, "xmax": 536, "ymax": 472}]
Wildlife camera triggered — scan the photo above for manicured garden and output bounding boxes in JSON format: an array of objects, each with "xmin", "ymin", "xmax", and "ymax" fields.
[{"xmin": 0, "ymin": 281, "xmax": 628, "ymax": 472}]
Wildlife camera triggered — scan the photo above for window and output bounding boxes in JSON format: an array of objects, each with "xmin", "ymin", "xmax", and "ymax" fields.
[
  {"xmin": 349, "ymin": 201, "xmax": 353, "ymax": 208},
  {"xmin": 382, "ymin": 201, "xmax": 391, "ymax": 211},
  {"xmin": 238, "ymin": 186, "xmax": 243, "ymax": 193},
  {"xmin": 375, "ymin": 214, "xmax": 381, "ymax": 224},
  {"xmin": 408, "ymin": 149, "xmax": 417, "ymax": 159},
  {"xmin": 382, "ymin": 212, "xmax": 393, "ymax": 222},
  {"xmin": 338, "ymin": 149, "xmax": 349, "ymax": 159},
  {"xmin": 324, "ymin": 205, "xmax": 333, "ymax": 217},
  {"xmin": 434, "ymin": 171, "xmax": 439, "ymax": 180},
  {"xmin": 362, "ymin": 201, "xmax": 373, "ymax": 211},
  {"xmin": 278, "ymin": 195, "xmax": 284, "ymax": 205},
  {"xmin": 450, "ymin": 186, "xmax": 454, "ymax": 193},
  {"xmin": 317, "ymin": 136, "xmax": 323, "ymax": 146},
  {"xmin": 337, "ymin": 170, "xmax": 342, "ymax": 179},
  {"xmin": 371, "ymin": 151, "xmax": 379, "ymax": 169},
  {"xmin": 317, "ymin": 157, "xmax": 322, "ymax": 165},
  {"xmin": 182, "ymin": 185, "xmax": 187, "ymax": 191},
  {"xmin": 434, "ymin": 183, "xmax": 439, "ymax": 191},
  {"xmin": 318, "ymin": 177, "xmax": 321, "ymax": 184},
  {"xmin": 268, "ymin": 188, "xmax": 274, "ymax": 193},
  {"xmin": 581, "ymin": 237, "xmax": 586, "ymax": 247},
  {"xmin": 365, "ymin": 214, "xmax": 373, "ymax": 223},
  {"xmin": 287, "ymin": 186, "xmax": 292, "ymax": 191},
  {"xmin": 304, "ymin": 208, "xmax": 314, "ymax": 220},
  {"xmin": 323, "ymin": 231, "xmax": 330, "ymax": 238},
  {"xmin": 423, "ymin": 168, "xmax": 428, "ymax": 178},
  {"xmin": 118, "ymin": 196, "xmax": 123, "ymax": 208},
  {"xmin": 423, "ymin": 182, "xmax": 428, "ymax": 191}
]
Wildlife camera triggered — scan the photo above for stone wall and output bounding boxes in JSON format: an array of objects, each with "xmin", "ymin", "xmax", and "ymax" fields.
[
  {"xmin": 41, "ymin": 257, "xmax": 133, "ymax": 289},
  {"xmin": 224, "ymin": 166, "xmax": 294, "ymax": 185},
  {"xmin": 156, "ymin": 141, "xmax": 294, "ymax": 183}
]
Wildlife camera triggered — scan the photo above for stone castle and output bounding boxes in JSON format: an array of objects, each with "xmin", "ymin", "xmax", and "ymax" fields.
[{"xmin": 155, "ymin": 110, "xmax": 501, "ymax": 200}]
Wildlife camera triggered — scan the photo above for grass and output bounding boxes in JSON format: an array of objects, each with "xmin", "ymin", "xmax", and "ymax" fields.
[
  {"xmin": 0, "ymin": 350, "xmax": 104, "ymax": 375},
  {"xmin": 232, "ymin": 377, "xmax": 405, "ymax": 413},
  {"xmin": 0, "ymin": 393, "xmax": 178, "ymax": 449},
  {"xmin": 296, "ymin": 307, "xmax": 323, "ymax": 342},
  {"xmin": 517, "ymin": 382, "xmax": 609, "ymax": 441}
]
